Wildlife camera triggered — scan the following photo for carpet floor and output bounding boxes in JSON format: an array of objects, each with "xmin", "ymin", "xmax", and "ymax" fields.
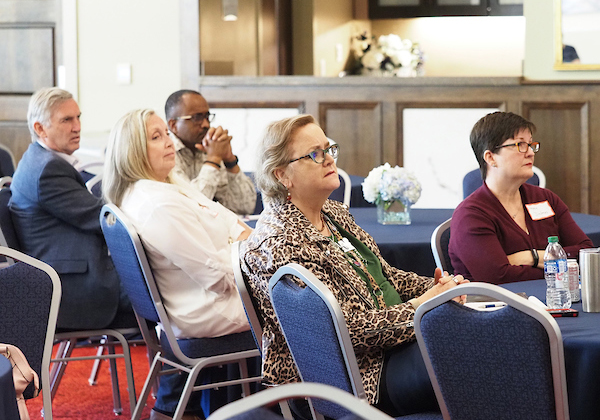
[{"xmin": 26, "ymin": 343, "xmax": 155, "ymax": 419}]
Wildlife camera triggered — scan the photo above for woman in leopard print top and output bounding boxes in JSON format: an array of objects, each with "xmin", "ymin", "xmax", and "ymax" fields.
[{"xmin": 240, "ymin": 114, "xmax": 467, "ymax": 416}]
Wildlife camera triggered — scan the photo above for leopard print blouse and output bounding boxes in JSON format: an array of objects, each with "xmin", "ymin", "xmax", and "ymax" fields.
[{"xmin": 240, "ymin": 199, "xmax": 434, "ymax": 404}]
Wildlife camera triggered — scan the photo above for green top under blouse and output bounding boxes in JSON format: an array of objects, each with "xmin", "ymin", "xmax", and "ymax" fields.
[{"xmin": 329, "ymin": 218, "xmax": 402, "ymax": 309}]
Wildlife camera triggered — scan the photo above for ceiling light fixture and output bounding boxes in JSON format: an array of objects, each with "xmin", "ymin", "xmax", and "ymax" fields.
[{"xmin": 222, "ymin": 0, "xmax": 238, "ymax": 21}]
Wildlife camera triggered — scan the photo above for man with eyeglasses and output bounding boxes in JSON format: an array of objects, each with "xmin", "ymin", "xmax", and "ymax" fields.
[{"xmin": 165, "ymin": 90, "xmax": 256, "ymax": 215}]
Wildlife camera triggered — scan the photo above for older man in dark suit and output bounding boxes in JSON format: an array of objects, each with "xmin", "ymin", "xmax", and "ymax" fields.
[{"xmin": 9, "ymin": 87, "xmax": 134, "ymax": 330}]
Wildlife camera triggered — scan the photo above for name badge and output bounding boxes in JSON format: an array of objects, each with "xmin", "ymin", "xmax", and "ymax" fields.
[
  {"xmin": 525, "ymin": 201, "xmax": 555, "ymax": 221},
  {"xmin": 338, "ymin": 237, "xmax": 356, "ymax": 253}
]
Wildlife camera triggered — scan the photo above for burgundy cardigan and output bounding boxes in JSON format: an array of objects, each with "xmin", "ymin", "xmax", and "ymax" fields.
[{"xmin": 449, "ymin": 183, "xmax": 593, "ymax": 284}]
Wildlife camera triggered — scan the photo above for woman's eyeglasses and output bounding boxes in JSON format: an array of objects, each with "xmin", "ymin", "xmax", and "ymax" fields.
[
  {"xmin": 289, "ymin": 144, "xmax": 339, "ymax": 164},
  {"xmin": 174, "ymin": 112, "xmax": 215, "ymax": 123},
  {"xmin": 495, "ymin": 141, "xmax": 540, "ymax": 154}
]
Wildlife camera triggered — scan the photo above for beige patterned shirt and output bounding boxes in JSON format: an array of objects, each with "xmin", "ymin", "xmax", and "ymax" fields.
[{"xmin": 170, "ymin": 134, "xmax": 257, "ymax": 215}]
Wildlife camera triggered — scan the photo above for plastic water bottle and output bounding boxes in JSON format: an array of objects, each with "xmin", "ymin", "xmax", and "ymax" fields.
[{"xmin": 544, "ymin": 236, "xmax": 572, "ymax": 309}]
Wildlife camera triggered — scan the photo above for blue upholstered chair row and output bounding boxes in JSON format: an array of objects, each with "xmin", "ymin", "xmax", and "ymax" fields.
[{"xmin": 0, "ymin": 186, "xmax": 138, "ymax": 415}]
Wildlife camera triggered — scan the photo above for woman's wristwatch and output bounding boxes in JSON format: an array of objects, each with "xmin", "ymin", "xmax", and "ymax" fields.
[{"xmin": 531, "ymin": 249, "xmax": 539, "ymax": 267}]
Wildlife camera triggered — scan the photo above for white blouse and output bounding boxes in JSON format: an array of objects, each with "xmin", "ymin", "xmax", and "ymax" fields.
[{"xmin": 120, "ymin": 178, "xmax": 249, "ymax": 339}]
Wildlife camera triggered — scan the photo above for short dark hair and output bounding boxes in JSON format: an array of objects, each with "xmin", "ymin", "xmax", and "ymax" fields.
[
  {"xmin": 164, "ymin": 89, "xmax": 202, "ymax": 121},
  {"xmin": 470, "ymin": 111, "xmax": 536, "ymax": 180}
]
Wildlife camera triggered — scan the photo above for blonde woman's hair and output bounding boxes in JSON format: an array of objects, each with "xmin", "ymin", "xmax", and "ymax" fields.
[
  {"xmin": 103, "ymin": 109, "xmax": 159, "ymax": 206},
  {"xmin": 255, "ymin": 114, "xmax": 316, "ymax": 205},
  {"xmin": 27, "ymin": 87, "xmax": 73, "ymax": 142}
]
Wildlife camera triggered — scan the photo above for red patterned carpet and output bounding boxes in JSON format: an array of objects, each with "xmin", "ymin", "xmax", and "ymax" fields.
[{"xmin": 26, "ymin": 344, "xmax": 155, "ymax": 419}]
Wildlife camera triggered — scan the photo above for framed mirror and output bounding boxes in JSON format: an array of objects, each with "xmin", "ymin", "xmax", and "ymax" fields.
[{"xmin": 554, "ymin": 0, "xmax": 600, "ymax": 70}]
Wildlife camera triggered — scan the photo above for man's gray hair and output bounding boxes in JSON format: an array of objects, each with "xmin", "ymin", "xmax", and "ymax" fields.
[{"xmin": 27, "ymin": 87, "xmax": 74, "ymax": 142}]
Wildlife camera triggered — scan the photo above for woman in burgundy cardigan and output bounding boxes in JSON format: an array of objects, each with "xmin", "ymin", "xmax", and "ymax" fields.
[{"xmin": 450, "ymin": 112, "xmax": 593, "ymax": 284}]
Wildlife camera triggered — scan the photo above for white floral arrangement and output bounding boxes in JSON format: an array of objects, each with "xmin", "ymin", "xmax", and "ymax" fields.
[
  {"xmin": 352, "ymin": 32, "xmax": 424, "ymax": 76},
  {"xmin": 362, "ymin": 163, "xmax": 422, "ymax": 208}
]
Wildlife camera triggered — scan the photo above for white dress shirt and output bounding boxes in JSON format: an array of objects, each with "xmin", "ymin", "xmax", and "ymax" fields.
[{"xmin": 120, "ymin": 178, "xmax": 249, "ymax": 339}]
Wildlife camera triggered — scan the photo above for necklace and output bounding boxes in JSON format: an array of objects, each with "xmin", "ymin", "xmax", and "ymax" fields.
[
  {"xmin": 317, "ymin": 213, "xmax": 328, "ymax": 233},
  {"xmin": 323, "ymin": 216, "xmax": 386, "ymax": 309}
]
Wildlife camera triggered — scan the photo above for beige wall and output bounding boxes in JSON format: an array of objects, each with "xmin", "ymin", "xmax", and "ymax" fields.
[
  {"xmin": 67, "ymin": 0, "xmax": 188, "ymax": 154},
  {"xmin": 524, "ymin": 0, "xmax": 600, "ymax": 80}
]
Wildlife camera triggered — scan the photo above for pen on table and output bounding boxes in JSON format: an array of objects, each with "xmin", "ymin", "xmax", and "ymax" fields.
[{"xmin": 469, "ymin": 302, "xmax": 507, "ymax": 309}]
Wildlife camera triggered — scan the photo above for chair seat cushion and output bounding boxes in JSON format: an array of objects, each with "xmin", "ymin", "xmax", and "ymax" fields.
[{"xmin": 160, "ymin": 330, "xmax": 257, "ymax": 359}]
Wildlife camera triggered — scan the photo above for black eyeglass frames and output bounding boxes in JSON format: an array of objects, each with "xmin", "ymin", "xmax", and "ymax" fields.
[
  {"xmin": 289, "ymin": 144, "xmax": 340, "ymax": 164},
  {"xmin": 495, "ymin": 141, "xmax": 540, "ymax": 153},
  {"xmin": 175, "ymin": 112, "xmax": 215, "ymax": 123}
]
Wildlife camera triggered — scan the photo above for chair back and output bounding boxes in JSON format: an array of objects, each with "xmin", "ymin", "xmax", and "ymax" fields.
[
  {"xmin": 101, "ymin": 204, "xmax": 256, "ymax": 367},
  {"xmin": 208, "ymin": 382, "xmax": 396, "ymax": 420},
  {"xmin": 414, "ymin": 282, "xmax": 569, "ymax": 420},
  {"xmin": 328, "ymin": 168, "xmax": 351, "ymax": 207},
  {"xmin": 86, "ymin": 173, "xmax": 103, "ymax": 198},
  {"xmin": 462, "ymin": 167, "xmax": 543, "ymax": 199},
  {"xmin": 0, "ymin": 144, "xmax": 16, "ymax": 177},
  {"xmin": 243, "ymin": 172, "xmax": 264, "ymax": 215},
  {"xmin": 99, "ymin": 204, "xmax": 166, "ymax": 357},
  {"xmin": 268, "ymin": 263, "xmax": 364, "ymax": 419},
  {"xmin": 231, "ymin": 241, "xmax": 263, "ymax": 353},
  {"xmin": 430, "ymin": 218, "xmax": 452, "ymax": 273},
  {"xmin": 0, "ymin": 187, "xmax": 20, "ymax": 266},
  {"xmin": 0, "ymin": 176, "xmax": 12, "ymax": 189},
  {"xmin": 0, "ymin": 246, "xmax": 61, "ymax": 419}
]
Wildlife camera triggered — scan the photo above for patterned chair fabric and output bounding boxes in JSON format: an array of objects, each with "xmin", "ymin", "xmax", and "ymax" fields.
[
  {"xmin": 0, "ymin": 246, "xmax": 61, "ymax": 419},
  {"xmin": 415, "ymin": 283, "xmax": 569, "ymax": 420}
]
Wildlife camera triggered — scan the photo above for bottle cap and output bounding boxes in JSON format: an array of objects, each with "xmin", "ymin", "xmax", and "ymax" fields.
[{"xmin": 548, "ymin": 236, "xmax": 558, "ymax": 243}]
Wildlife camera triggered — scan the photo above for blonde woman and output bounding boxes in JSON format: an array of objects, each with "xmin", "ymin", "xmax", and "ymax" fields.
[{"xmin": 104, "ymin": 109, "xmax": 253, "ymax": 420}]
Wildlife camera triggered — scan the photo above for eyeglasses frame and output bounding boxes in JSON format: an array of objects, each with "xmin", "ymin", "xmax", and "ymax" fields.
[
  {"xmin": 289, "ymin": 143, "xmax": 339, "ymax": 164},
  {"xmin": 174, "ymin": 112, "xmax": 216, "ymax": 123},
  {"xmin": 494, "ymin": 141, "xmax": 540, "ymax": 154}
]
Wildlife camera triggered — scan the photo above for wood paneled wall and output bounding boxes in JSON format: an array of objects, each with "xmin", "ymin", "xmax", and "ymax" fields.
[
  {"xmin": 199, "ymin": 76, "xmax": 600, "ymax": 214},
  {"xmin": 0, "ymin": 0, "xmax": 59, "ymax": 166}
]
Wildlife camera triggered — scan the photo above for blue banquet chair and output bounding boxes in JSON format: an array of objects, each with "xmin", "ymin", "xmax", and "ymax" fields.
[
  {"xmin": 414, "ymin": 282, "xmax": 569, "ymax": 420},
  {"xmin": 268, "ymin": 263, "xmax": 442, "ymax": 420},
  {"xmin": 0, "ymin": 246, "xmax": 62, "ymax": 420},
  {"xmin": 208, "ymin": 382, "xmax": 403, "ymax": 420},
  {"xmin": 100, "ymin": 203, "xmax": 262, "ymax": 420},
  {"xmin": 430, "ymin": 218, "xmax": 452, "ymax": 273},
  {"xmin": 0, "ymin": 143, "xmax": 16, "ymax": 177},
  {"xmin": 463, "ymin": 166, "xmax": 545, "ymax": 198}
]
